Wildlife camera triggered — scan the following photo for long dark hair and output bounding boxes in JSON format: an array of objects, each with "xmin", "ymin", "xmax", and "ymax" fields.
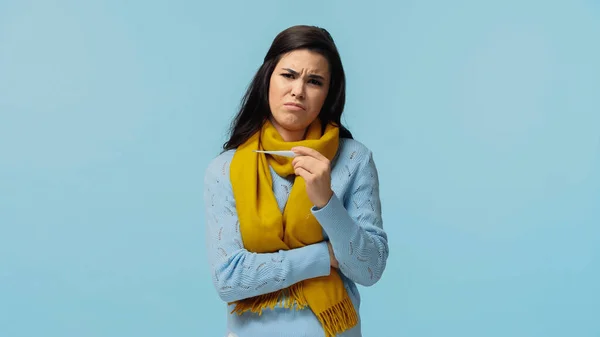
[{"xmin": 223, "ymin": 25, "xmax": 353, "ymax": 151}]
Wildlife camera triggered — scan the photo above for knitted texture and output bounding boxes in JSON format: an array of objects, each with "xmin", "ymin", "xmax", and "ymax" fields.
[{"xmin": 204, "ymin": 138, "xmax": 389, "ymax": 337}]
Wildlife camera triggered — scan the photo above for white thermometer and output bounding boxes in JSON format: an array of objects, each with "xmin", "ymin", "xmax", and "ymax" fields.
[{"xmin": 253, "ymin": 150, "xmax": 296, "ymax": 158}]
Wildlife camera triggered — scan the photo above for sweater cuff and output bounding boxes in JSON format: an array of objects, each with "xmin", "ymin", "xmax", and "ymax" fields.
[{"xmin": 284, "ymin": 241, "xmax": 331, "ymax": 283}]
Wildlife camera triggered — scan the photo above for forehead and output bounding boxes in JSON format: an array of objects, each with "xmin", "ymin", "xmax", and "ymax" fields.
[{"xmin": 277, "ymin": 49, "xmax": 330, "ymax": 74}]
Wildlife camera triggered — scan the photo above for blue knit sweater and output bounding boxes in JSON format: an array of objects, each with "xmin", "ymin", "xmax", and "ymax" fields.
[{"xmin": 203, "ymin": 138, "xmax": 389, "ymax": 337}]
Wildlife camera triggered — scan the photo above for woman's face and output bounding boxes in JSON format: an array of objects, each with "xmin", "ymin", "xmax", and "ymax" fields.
[{"xmin": 268, "ymin": 49, "xmax": 330, "ymax": 141}]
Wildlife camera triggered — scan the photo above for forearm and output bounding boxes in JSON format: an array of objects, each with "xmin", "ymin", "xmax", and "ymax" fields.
[
  {"xmin": 313, "ymin": 194, "xmax": 388, "ymax": 286},
  {"xmin": 209, "ymin": 240, "xmax": 331, "ymax": 302}
]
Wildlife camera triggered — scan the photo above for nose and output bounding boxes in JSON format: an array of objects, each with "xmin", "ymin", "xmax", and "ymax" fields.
[{"xmin": 290, "ymin": 80, "xmax": 305, "ymax": 99}]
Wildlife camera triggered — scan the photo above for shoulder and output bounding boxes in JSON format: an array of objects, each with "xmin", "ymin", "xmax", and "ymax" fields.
[
  {"xmin": 331, "ymin": 138, "xmax": 380, "ymax": 198},
  {"xmin": 335, "ymin": 138, "xmax": 374, "ymax": 168},
  {"xmin": 332, "ymin": 138, "xmax": 379, "ymax": 187},
  {"xmin": 204, "ymin": 149, "xmax": 236, "ymax": 184}
]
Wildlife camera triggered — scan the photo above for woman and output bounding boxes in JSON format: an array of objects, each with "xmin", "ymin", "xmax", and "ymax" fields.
[{"xmin": 204, "ymin": 25, "xmax": 389, "ymax": 337}]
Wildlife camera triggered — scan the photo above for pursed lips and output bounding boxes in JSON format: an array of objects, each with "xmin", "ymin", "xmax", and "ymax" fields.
[{"xmin": 284, "ymin": 102, "xmax": 305, "ymax": 110}]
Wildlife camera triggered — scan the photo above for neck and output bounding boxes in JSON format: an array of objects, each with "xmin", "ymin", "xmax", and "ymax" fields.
[{"xmin": 270, "ymin": 118, "xmax": 307, "ymax": 142}]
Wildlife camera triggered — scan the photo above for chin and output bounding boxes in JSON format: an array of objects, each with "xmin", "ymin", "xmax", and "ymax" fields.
[{"xmin": 273, "ymin": 114, "xmax": 309, "ymax": 131}]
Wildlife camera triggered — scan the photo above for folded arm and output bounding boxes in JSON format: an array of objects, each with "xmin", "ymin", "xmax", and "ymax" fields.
[
  {"xmin": 313, "ymin": 151, "xmax": 389, "ymax": 286},
  {"xmin": 204, "ymin": 154, "xmax": 331, "ymax": 302}
]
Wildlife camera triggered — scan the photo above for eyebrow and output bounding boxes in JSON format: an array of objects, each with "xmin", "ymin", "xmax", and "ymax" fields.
[{"xmin": 282, "ymin": 68, "xmax": 325, "ymax": 81}]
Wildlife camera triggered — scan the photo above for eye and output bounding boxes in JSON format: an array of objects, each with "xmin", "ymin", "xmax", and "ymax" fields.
[
  {"xmin": 308, "ymin": 79, "xmax": 323, "ymax": 86},
  {"xmin": 281, "ymin": 73, "xmax": 294, "ymax": 79}
]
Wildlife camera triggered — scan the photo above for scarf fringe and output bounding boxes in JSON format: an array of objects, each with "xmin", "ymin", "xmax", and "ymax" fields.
[
  {"xmin": 230, "ymin": 285, "xmax": 357, "ymax": 336},
  {"xmin": 229, "ymin": 283, "xmax": 308, "ymax": 316},
  {"xmin": 316, "ymin": 297, "xmax": 358, "ymax": 337}
]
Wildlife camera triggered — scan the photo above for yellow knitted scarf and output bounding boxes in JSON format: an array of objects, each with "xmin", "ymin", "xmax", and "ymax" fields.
[{"xmin": 229, "ymin": 119, "xmax": 358, "ymax": 337}]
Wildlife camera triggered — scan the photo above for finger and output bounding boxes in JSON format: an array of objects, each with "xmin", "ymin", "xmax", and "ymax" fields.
[
  {"xmin": 294, "ymin": 166, "xmax": 313, "ymax": 181},
  {"xmin": 292, "ymin": 146, "xmax": 329, "ymax": 162},
  {"xmin": 293, "ymin": 156, "xmax": 327, "ymax": 175}
]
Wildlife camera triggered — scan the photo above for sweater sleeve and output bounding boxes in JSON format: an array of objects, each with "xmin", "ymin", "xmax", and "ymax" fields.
[
  {"xmin": 203, "ymin": 153, "xmax": 332, "ymax": 303},
  {"xmin": 311, "ymin": 151, "xmax": 389, "ymax": 286}
]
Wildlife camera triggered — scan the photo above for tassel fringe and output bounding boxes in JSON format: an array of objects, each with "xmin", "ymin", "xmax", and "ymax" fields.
[
  {"xmin": 229, "ymin": 283, "xmax": 308, "ymax": 316},
  {"xmin": 229, "ymin": 284, "xmax": 358, "ymax": 337},
  {"xmin": 316, "ymin": 297, "xmax": 358, "ymax": 337}
]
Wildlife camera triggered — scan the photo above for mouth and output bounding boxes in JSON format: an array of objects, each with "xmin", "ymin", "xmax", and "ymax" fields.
[{"xmin": 284, "ymin": 102, "xmax": 305, "ymax": 110}]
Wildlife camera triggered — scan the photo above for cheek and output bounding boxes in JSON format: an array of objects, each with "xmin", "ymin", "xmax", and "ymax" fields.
[
  {"xmin": 268, "ymin": 81, "xmax": 279, "ymax": 109},
  {"xmin": 308, "ymin": 90, "xmax": 328, "ymax": 114},
  {"xmin": 269, "ymin": 79, "xmax": 288, "ymax": 104}
]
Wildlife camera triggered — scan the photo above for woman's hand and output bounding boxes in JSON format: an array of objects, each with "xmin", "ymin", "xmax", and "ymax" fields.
[
  {"xmin": 291, "ymin": 146, "xmax": 333, "ymax": 208},
  {"xmin": 327, "ymin": 242, "xmax": 339, "ymax": 269}
]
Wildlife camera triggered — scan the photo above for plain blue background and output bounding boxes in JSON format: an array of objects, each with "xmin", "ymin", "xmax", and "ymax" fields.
[{"xmin": 1, "ymin": 0, "xmax": 599, "ymax": 336}]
